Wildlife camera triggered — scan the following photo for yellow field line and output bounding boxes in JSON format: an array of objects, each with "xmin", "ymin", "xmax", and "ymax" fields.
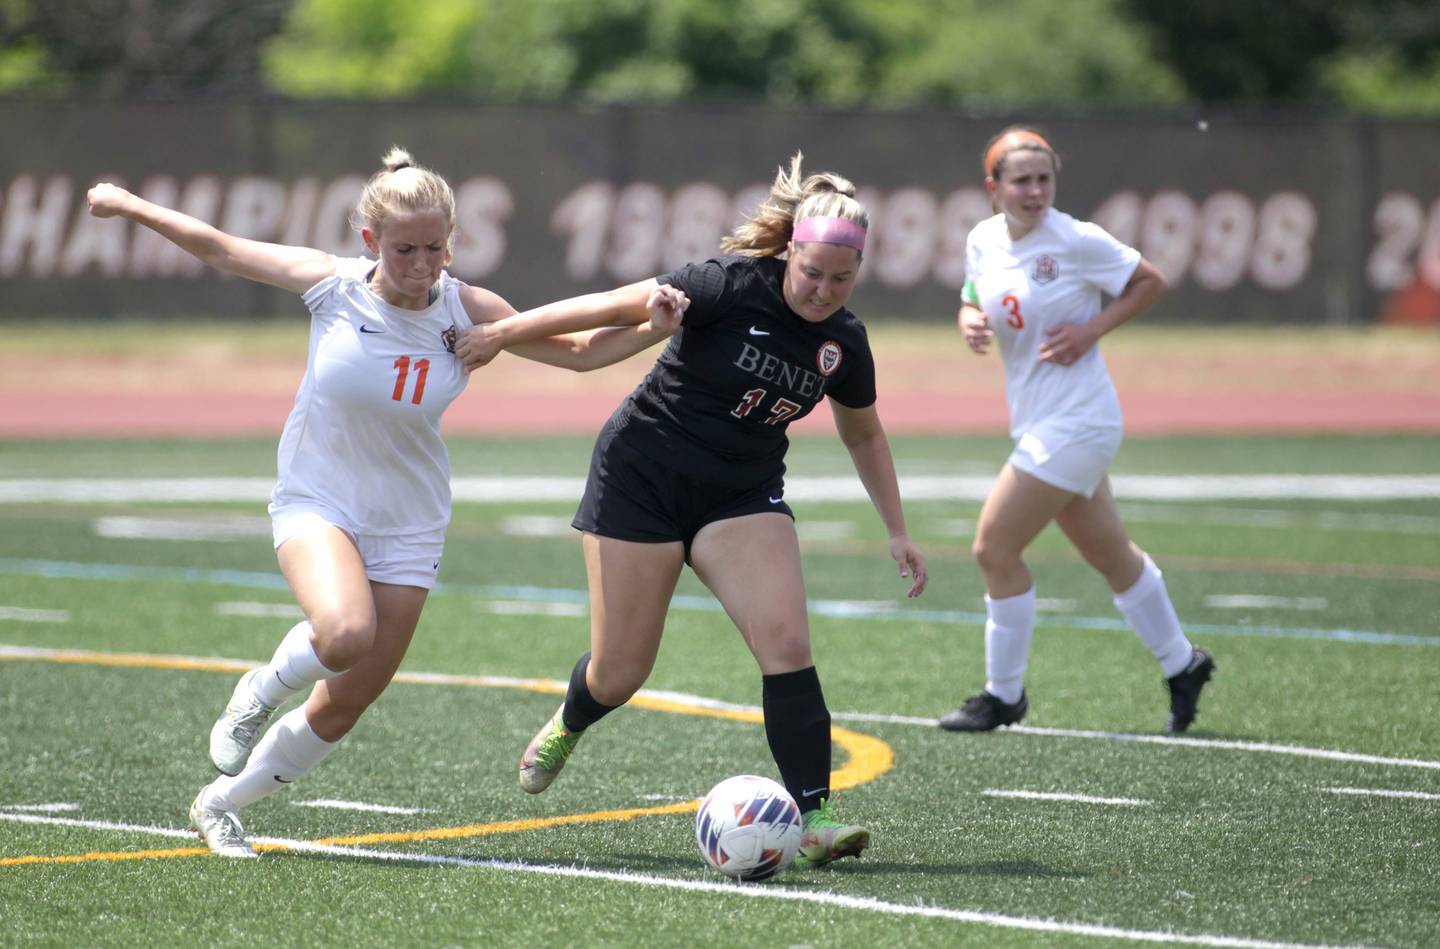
[
  {"xmin": 2, "ymin": 846, "xmax": 212, "ymax": 866},
  {"xmin": 1, "ymin": 646, "xmax": 892, "ymax": 866}
]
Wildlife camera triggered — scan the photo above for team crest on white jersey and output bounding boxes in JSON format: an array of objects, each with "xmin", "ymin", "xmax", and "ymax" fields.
[
  {"xmin": 441, "ymin": 326, "xmax": 458, "ymax": 353},
  {"xmin": 816, "ymin": 340, "xmax": 843, "ymax": 376},
  {"xmin": 1033, "ymin": 254, "xmax": 1059, "ymax": 284}
]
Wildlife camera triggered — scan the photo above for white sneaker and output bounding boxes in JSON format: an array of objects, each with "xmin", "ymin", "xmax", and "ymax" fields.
[
  {"xmin": 209, "ymin": 669, "xmax": 277, "ymax": 776},
  {"xmin": 189, "ymin": 788, "xmax": 259, "ymax": 859}
]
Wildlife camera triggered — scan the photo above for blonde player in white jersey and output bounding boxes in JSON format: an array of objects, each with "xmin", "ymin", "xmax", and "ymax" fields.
[
  {"xmin": 939, "ymin": 127, "xmax": 1215, "ymax": 735},
  {"xmin": 86, "ymin": 148, "xmax": 683, "ymax": 857}
]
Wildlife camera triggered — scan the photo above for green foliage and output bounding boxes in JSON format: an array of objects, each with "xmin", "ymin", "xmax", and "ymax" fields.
[
  {"xmin": 262, "ymin": 0, "xmax": 1183, "ymax": 105},
  {"xmin": 1125, "ymin": 0, "xmax": 1440, "ymax": 114},
  {"xmin": 1, "ymin": 0, "xmax": 1437, "ymax": 111},
  {"xmin": 0, "ymin": 38, "xmax": 52, "ymax": 92},
  {"xmin": 1323, "ymin": 49, "xmax": 1440, "ymax": 116},
  {"xmin": 856, "ymin": 0, "xmax": 1185, "ymax": 106}
]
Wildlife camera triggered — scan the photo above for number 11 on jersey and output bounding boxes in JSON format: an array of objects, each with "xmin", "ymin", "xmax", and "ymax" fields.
[{"xmin": 391, "ymin": 356, "xmax": 430, "ymax": 405}]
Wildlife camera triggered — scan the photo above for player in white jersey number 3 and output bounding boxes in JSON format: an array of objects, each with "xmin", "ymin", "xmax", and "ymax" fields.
[
  {"xmin": 941, "ymin": 127, "xmax": 1215, "ymax": 735},
  {"xmin": 88, "ymin": 148, "xmax": 677, "ymax": 857}
]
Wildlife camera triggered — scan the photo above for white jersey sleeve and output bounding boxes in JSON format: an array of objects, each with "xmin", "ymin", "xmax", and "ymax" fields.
[{"xmin": 1075, "ymin": 221, "xmax": 1143, "ymax": 297}]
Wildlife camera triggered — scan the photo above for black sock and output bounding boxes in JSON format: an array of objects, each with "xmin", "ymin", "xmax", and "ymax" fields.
[
  {"xmin": 762, "ymin": 666, "xmax": 831, "ymax": 813},
  {"xmin": 560, "ymin": 652, "xmax": 619, "ymax": 733}
]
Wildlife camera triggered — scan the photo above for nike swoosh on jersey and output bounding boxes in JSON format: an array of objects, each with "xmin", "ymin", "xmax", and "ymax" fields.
[
  {"xmin": 359, "ymin": 324, "xmax": 385, "ymax": 334},
  {"xmin": 769, "ymin": 496, "xmax": 783, "ymax": 504},
  {"xmin": 748, "ymin": 326, "xmax": 770, "ymax": 336},
  {"xmin": 273, "ymin": 775, "xmax": 294, "ymax": 783}
]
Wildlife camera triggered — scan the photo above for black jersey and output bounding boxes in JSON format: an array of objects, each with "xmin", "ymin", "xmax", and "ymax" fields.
[{"xmin": 603, "ymin": 254, "xmax": 876, "ymax": 487}]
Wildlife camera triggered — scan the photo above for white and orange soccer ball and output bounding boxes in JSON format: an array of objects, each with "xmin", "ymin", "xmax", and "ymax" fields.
[{"xmin": 694, "ymin": 774, "xmax": 803, "ymax": 881}]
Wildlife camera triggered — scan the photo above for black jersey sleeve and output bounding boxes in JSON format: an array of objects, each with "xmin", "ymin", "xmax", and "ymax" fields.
[
  {"xmin": 657, "ymin": 259, "xmax": 732, "ymax": 328},
  {"xmin": 825, "ymin": 322, "xmax": 878, "ymax": 409}
]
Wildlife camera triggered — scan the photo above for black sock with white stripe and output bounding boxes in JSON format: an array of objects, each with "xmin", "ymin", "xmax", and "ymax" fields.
[{"xmin": 762, "ymin": 666, "xmax": 831, "ymax": 813}]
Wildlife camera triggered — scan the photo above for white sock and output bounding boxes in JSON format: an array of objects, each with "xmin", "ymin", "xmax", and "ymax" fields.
[
  {"xmin": 983, "ymin": 586, "xmax": 1036, "ymax": 705},
  {"xmin": 204, "ymin": 708, "xmax": 340, "ymax": 813},
  {"xmin": 1114, "ymin": 555, "xmax": 1194, "ymax": 678},
  {"xmin": 251, "ymin": 621, "xmax": 337, "ymax": 708}
]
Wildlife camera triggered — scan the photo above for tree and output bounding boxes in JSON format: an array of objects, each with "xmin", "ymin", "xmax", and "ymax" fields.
[
  {"xmin": 1124, "ymin": 0, "xmax": 1440, "ymax": 113},
  {"xmin": 0, "ymin": 0, "xmax": 292, "ymax": 95},
  {"xmin": 261, "ymin": 0, "xmax": 1184, "ymax": 106}
]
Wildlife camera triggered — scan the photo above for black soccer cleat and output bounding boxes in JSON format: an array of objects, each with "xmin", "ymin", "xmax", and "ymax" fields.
[
  {"xmin": 1164, "ymin": 648, "xmax": 1215, "ymax": 734},
  {"xmin": 938, "ymin": 690, "xmax": 1028, "ymax": 732}
]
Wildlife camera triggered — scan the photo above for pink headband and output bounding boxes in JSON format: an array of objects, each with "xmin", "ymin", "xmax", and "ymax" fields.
[{"xmin": 792, "ymin": 216, "xmax": 866, "ymax": 253}]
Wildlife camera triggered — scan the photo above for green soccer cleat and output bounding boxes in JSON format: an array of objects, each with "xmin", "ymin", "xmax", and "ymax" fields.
[
  {"xmin": 518, "ymin": 705, "xmax": 583, "ymax": 794},
  {"xmin": 793, "ymin": 798, "xmax": 870, "ymax": 869}
]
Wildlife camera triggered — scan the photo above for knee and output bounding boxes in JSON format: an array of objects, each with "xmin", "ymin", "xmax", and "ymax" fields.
[
  {"xmin": 971, "ymin": 535, "xmax": 1019, "ymax": 576},
  {"xmin": 586, "ymin": 657, "xmax": 648, "ymax": 707},
  {"xmin": 753, "ymin": 623, "xmax": 813, "ymax": 672},
  {"xmin": 1087, "ymin": 543, "xmax": 1144, "ymax": 588},
  {"xmin": 308, "ymin": 608, "xmax": 377, "ymax": 671}
]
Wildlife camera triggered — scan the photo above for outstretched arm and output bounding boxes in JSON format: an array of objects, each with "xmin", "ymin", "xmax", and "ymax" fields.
[
  {"xmin": 457, "ymin": 279, "xmax": 658, "ymax": 370},
  {"xmin": 86, "ymin": 183, "xmax": 334, "ymax": 294},
  {"xmin": 830, "ymin": 400, "xmax": 929, "ymax": 598},
  {"xmin": 502, "ymin": 284, "xmax": 687, "ymax": 372}
]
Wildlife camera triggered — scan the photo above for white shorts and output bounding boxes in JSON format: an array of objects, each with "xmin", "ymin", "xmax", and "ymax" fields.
[
  {"xmin": 270, "ymin": 506, "xmax": 446, "ymax": 590},
  {"xmin": 1008, "ymin": 425, "xmax": 1122, "ymax": 498}
]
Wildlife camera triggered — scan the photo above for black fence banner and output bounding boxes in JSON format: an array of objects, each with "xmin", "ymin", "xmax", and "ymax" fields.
[{"xmin": 2, "ymin": 99, "xmax": 1437, "ymax": 324}]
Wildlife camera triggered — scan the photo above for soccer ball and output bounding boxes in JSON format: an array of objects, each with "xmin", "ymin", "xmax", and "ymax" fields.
[{"xmin": 694, "ymin": 774, "xmax": 803, "ymax": 881}]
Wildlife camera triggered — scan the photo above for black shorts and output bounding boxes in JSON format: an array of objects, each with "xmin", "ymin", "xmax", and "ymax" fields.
[{"xmin": 572, "ymin": 435, "xmax": 794, "ymax": 560}]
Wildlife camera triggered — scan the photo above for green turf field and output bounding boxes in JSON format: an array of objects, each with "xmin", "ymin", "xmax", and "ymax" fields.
[{"xmin": 1, "ymin": 433, "xmax": 1438, "ymax": 947}]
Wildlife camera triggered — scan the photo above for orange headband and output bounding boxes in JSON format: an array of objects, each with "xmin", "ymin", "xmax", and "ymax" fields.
[{"xmin": 984, "ymin": 130, "xmax": 1052, "ymax": 179}]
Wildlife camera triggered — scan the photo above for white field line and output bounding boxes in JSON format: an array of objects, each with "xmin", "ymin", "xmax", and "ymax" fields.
[
  {"xmin": 1119, "ymin": 503, "xmax": 1440, "ymax": 536},
  {"xmin": 92, "ymin": 515, "xmax": 270, "ymax": 541},
  {"xmin": 3, "ymin": 642, "xmax": 1439, "ymax": 774},
  {"xmin": 1, "ymin": 803, "xmax": 79, "ymax": 812},
  {"xmin": 499, "ymin": 515, "xmax": 574, "ymax": 537},
  {"xmin": 1324, "ymin": 787, "xmax": 1440, "ymax": 801},
  {"xmin": 290, "ymin": 799, "xmax": 429, "ymax": 815},
  {"xmin": 1203, "ymin": 595, "xmax": 1328, "ymax": 611},
  {"xmin": 0, "ymin": 810, "xmax": 1367, "ymax": 949},
  {"xmin": 819, "ymin": 712, "xmax": 1440, "ymax": 772},
  {"xmin": 482, "ymin": 600, "xmax": 587, "ymax": 617},
  {"xmin": 0, "ymin": 606, "xmax": 69, "ymax": 623},
  {"xmin": 4, "ymin": 474, "xmax": 1440, "ymax": 503},
  {"xmin": 982, "ymin": 789, "xmax": 1152, "ymax": 806},
  {"xmin": 215, "ymin": 601, "xmax": 306, "ymax": 619},
  {"xmin": 4, "ymin": 643, "xmax": 1439, "ymax": 774}
]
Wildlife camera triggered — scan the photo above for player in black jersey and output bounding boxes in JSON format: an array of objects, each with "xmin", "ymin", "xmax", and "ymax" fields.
[{"xmin": 460, "ymin": 153, "xmax": 929, "ymax": 870}]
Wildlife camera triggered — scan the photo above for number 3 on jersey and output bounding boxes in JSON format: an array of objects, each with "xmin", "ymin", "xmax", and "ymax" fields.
[
  {"xmin": 391, "ymin": 356, "xmax": 430, "ymax": 405},
  {"xmin": 1001, "ymin": 294, "xmax": 1024, "ymax": 329}
]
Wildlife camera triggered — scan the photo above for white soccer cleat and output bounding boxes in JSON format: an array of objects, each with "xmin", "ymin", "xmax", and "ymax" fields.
[
  {"xmin": 209, "ymin": 669, "xmax": 277, "ymax": 776},
  {"xmin": 189, "ymin": 789, "xmax": 259, "ymax": 859}
]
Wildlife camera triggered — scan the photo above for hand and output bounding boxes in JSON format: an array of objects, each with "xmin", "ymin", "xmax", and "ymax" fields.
[
  {"xmin": 889, "ymin": 535, "xmax": 928, "ymax": 598},
  {"xmin": 87, "ymin": 182, "xmax": 132, "ymax": 219},
  {"xmin": 959, "ymin": 307, "xmax": 992, "ymax": 355},
  {"xmin": 646, "ymin": 285, "xmax": 688, "ymax": 332},
  {"xmin": 1038, "ymin": 321, "xmax": 1098, "ymax": 366},
  {"xmin": 456, "ymin": 322, "xmax": 503, "ymax": 371}
]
